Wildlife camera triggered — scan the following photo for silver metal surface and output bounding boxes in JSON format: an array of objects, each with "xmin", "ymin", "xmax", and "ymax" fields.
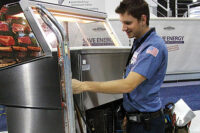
[
  {"xmin": 0, "ymin": 2, "xmax": 66, "ymax": 133},
  {"xmin": 6, "ymin": 107, "xmax": 64, "ymax": 133},
  {"xmin": 0, "ymin": 53, "xmax": 61, "ymax": 108},
  {"xmin": 71, "ymin": 47, "xmax": 130, "ymax": 109}
]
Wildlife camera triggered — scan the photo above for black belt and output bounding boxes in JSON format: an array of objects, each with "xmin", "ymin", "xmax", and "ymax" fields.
[{"xmin": 126, "ymin": 109, "xmax": 162, "ymax": 123}]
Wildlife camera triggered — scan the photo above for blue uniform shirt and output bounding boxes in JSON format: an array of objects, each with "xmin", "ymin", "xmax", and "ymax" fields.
[{"xmin": 123, "ymin": 28, "xmax": 168, "ymax": 112}]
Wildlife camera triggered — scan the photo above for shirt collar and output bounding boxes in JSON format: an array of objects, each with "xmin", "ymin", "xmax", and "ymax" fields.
[{"xmin": 134, "ymin": 28, "xmax": 155, "ymax": 46}]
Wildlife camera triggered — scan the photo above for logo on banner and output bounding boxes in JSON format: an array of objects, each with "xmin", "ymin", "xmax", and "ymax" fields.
[
  {"xmin": 163, "ymin": 26, "xmax": 175, "ymax": 31},
  {"xmin": 92, "ymin": 27, "xmax": 106, "ymax": 32},
  {"xmin": 83, "ymin": 38, "xmax": 114, "ymax": 46},
  {"xmin": 162, "ymin": 36, "xmax": 184, "ymax": 44}
]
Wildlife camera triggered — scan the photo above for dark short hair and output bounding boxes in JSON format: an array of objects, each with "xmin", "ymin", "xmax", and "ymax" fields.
[{"xmin": 115, "ymin": 0, "xmax": 150, "ymax": 26}]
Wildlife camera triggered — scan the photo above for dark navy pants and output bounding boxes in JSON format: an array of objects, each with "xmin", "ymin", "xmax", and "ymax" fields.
[{"xmin": 126, "ymin": 113, "xmax": 165, "ymax": 133}]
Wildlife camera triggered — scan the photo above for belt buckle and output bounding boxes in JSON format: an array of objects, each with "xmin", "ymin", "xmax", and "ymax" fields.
[{"xmin": 129, "ymin": 114, "xmax": 141, "ymax": 122}]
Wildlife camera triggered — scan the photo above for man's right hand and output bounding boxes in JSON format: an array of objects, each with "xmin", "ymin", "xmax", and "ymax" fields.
[{"xmin": 72, "ymin": 79, "xmax": 84, "ymax": 94}]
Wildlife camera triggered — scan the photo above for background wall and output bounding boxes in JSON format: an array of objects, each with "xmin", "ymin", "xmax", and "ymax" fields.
[
  {"xmin": 105, "ymin": 0, "xmax": 158, "ymax": 18},
  {"xmin": 34, "ymin": 0, "xmax": 157, "ymax": 18}
]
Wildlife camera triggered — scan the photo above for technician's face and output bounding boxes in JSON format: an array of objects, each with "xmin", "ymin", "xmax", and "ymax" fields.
[{"xmin": 120, "ymin": 12, "xmax": 143, "ymax": 39}]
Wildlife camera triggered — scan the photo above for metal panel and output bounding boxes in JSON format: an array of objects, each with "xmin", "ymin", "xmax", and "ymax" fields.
[
  {"xmin": 0, "ymin": 52, "xmax": 61, "ymax": 108},
  {"xmin": 71, "ymin": 47, "xmax": 129, "ymax": 109},
  {"xmin": 6, "ymin": 107, "xmax": 64, "ymax": 133}
]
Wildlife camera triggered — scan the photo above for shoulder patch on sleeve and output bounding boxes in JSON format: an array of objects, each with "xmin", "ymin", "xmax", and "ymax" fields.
[{"xmin": 146, "ymin": 46, "xmax": 159, "ymax": 57}]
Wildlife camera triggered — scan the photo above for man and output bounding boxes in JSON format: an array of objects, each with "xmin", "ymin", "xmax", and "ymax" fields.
[{"xmin": 72, "ymin": 0, "xmax": 168, "ymax": 132}]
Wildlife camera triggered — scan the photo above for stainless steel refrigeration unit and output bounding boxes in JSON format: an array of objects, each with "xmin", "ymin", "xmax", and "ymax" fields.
[
  {"xmin": 0, "ymin": 0, "xmax": 124, "ymax": 133},
  {"xmin": 0, "ymin": 1, "xmax": 66, "ymax": 133}
]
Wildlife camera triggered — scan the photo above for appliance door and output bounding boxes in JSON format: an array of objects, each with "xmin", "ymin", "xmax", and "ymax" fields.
[{"xmin": 71, "ymin": 48, "xmax": 129, "ymax": 110}]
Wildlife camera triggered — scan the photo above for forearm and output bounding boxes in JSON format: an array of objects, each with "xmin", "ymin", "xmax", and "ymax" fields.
[
  {"xmin": 72, "ymin": 71, "xmax": 146, "ymax": 94},
  {"xmin": 82, "ymin": 79, "xmax": 133, "ymax": 94}
]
